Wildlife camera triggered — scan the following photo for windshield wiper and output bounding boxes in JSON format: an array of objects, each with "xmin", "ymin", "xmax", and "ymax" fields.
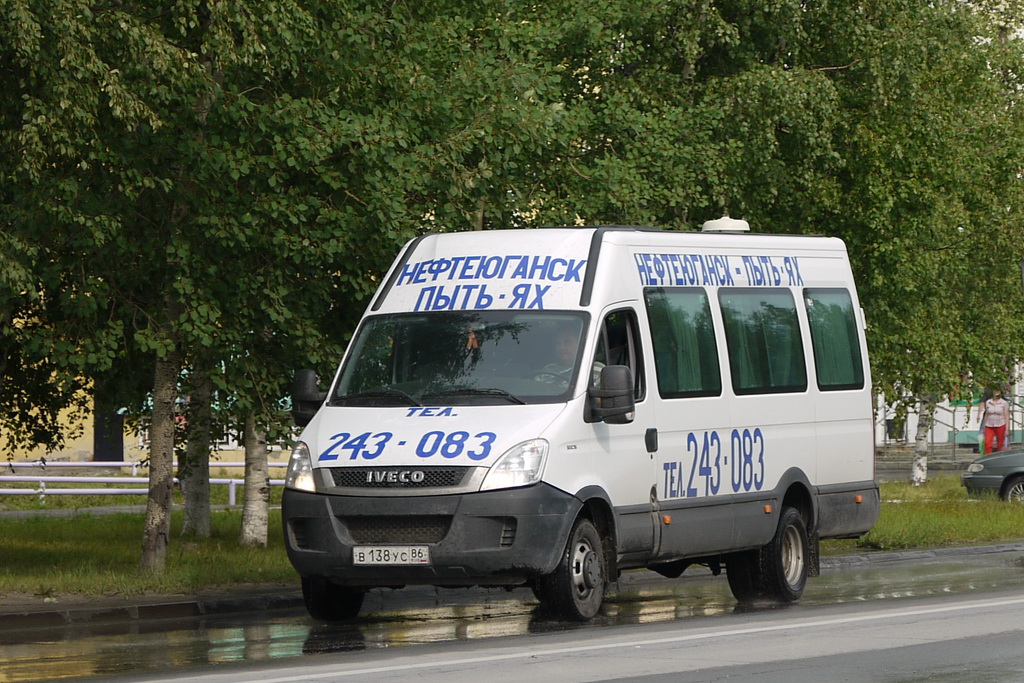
[
  {"xmin": 330, "ymin": 389, "xmax": 421, "ymax": 407},
  {"xmin": 423, "ymin": 388, "xmax": 526, "ymax": 405}
]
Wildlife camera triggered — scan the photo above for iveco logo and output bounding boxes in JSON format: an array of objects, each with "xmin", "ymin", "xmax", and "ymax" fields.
[{"xmin": 366, "ymin": 470, "xmax": 426, "ymax": 484}]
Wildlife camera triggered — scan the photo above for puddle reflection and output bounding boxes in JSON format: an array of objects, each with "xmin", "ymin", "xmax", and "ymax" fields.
[{"xmin": 4, "ymin": 552, "xmax": 1024, "ymax": 682}]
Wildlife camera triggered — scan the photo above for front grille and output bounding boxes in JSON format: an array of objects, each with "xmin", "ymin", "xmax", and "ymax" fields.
[
  {"xmin": 330, "ymin": 467, "xmax": 470, "ymax": 489},
  {"xmin": 344, "ymin": 515, "xmax": 451, "ymax": 544}
]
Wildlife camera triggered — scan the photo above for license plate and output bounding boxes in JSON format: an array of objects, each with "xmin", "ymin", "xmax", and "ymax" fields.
[{"xmin": 353, "ymin": 545, "xmax": 431, "ymax": 565}]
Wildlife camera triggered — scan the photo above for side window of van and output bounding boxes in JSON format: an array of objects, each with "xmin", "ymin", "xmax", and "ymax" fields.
[
  {"xmin": 719, "ymin": 288, "xmax": 807, "ymax": 395},
  {"xmin": 593, "ymin": 310, "xmax": 645, "ymax": 400},
  {"xmin": 643, "ymin": 288, "xmax": 722, "ymax": 398},
  {"xmin": 804, "ymin": 288, "xmax": 865, "ymax": 391}
]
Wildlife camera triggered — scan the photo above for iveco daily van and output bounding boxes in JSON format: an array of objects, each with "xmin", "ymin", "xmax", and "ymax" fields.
[{"xmin": 282, "ymin": 221, "xmax": 879, "ymax": 621}]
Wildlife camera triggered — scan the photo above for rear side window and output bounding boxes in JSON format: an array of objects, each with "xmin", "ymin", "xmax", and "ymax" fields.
[
  {"xmin": 804, "ymin": 288, "xmax": 865, "ymax": 391},
  {"xmin": 719, "ymin": 288, "xmax": 807, "ymax": 395},
  {"xmin": 643, "ymin": 288, "xmax": 721, "ymax": 398}
]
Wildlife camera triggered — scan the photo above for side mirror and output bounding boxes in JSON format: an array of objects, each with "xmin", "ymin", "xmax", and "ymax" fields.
[
  {"xmin": 291, "ymin": 369, "xmax": 327, "ymax": 427},
  {"xmin": 586, "ymin": 365, "xmax": 635, "ymax": 424}
]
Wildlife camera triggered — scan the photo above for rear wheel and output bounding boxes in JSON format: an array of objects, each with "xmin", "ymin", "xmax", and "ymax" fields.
[
  {"xmin": 725, "ymin": 506, "xmax": 809, "ymax": 604},
  {"xmin": 725, "ymin": 550, "xmax": 763, "ymax": 603},
  {"xmin": 301, "ymin": 576, "xmax": 365, "ymax": 621},
  {"xmin": 535, "ymin": 517, "xmax": 606, "ymax": 620},
  {"xmin": 1001, "ymin": 476, "xmax": 1024, "ymax": 502},
  {"xmin": 762, "ymin": 507, "xmax": 809, "ymax": 602}
]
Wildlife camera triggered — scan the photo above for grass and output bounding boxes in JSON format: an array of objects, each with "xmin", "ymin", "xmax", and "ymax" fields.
[
  {"xmin": 822, "ymin": 474, "xmax": 1024, "ymax": 554},
  {"xmin": 0, "ymin": 509, "xmax": 296, "ymax": 598},
  {"xmin": 854, "ymin": 474, "xmax": 1024, "ymax": 549},
  {"xmin": 1, "ymin": 474, "xmax": 1022, "ymax": 599}
]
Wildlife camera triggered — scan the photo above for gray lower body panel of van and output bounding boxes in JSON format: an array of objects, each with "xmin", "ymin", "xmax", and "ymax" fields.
[
  {"xmin": 282, "ymin": 483, "xmax": 581, "ymax": 587},
  {"xmin": 816, "ymin": 480, "xmax": 880, "ymax": 538}
]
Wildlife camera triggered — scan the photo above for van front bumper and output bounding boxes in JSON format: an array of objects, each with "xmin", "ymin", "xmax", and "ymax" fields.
[{"xmin": 281, "ymin": 483, "xmax": 581, "ymax": 588}]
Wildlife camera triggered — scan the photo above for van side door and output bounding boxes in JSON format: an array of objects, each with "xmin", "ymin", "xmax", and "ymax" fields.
[
  {"xmin": 642, "ymin": 286, "xmax": 736, "ymax": 559},
  {"xmin": 588, "ymin": 308, "xmax": 659, "ymax": 562}
]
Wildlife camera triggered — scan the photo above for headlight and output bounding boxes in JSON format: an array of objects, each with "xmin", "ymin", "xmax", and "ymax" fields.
[
  {"xmin": 966, "ymin": 463, "xmax": 985, "ymax": 474},
  {"xmin": 285, "ymin": 441, "xmax": 316, "ymax": 492},
  {"xmin": 480, "ymin": 439, "xmax": 549, "ymax": 491}
]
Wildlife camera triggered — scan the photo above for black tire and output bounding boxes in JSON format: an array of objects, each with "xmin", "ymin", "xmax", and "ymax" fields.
[
  {"xmin": 535, "ymin": 517, "xmax": 606, "ymax": 620},
  {"xmin": 301, "ymin": 576, "xmax": 365, "ymax": 621},
  {"xmin": 761, "ymin": 507, "xmax": 809, "ymax": 602},
  {"xmin": 725, "ymin": 550, "xmax": 763, "ymax": 603},
  {"xmin": 725, "ymin": 507, "xmax": 809, "ymax": 604},
  {"xmin": 1001, "ymin": 476, "xmax": 1024, "ymax": 502}
]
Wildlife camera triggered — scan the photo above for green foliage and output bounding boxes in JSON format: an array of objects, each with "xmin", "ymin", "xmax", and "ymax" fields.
[
  {"xmin": 816, "ymin": 2, "xmax": 1024, "ymax": 406},
  {"xmin": 1, "ymin": 0, "xmax": 1023, "ymax": 456}
]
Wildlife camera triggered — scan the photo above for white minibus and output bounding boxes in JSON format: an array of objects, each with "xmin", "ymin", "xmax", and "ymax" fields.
[{"xmin": 283, "ymin": 221, "xmax": 879, "ymax": 621}]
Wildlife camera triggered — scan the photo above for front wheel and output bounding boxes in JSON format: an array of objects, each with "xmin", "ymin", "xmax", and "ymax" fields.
[
  {"xmin": 301, "ymin": 576, "xmax": 365, "ymax": 621},
  {"xmin": 1002, "ymin": 476, "xmax": 1024, "ymax": 502},
  {"xmin": 535, "ymin": 517, "xmax": 606, "ymax": 620}
]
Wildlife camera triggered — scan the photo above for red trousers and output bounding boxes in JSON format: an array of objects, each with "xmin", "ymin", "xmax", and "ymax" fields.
[{"xmin": 985, "ymin": 424, "xmax": 1008, "ymax": 453}]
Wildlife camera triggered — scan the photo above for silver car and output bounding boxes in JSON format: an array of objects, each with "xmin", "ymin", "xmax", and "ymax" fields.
[{"xmin": 961, "ymin": 446, "xmax": 1024, "ymax": 501}]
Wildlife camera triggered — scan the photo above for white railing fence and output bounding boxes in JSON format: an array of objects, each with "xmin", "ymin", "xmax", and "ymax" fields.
[{"xmin": 0, "ymin": 461, "xmax": 287, "ymax": 505}]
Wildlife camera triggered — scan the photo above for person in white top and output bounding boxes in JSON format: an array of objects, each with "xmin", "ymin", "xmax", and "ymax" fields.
[{"xmin": 982, "ymin": 388, "xmax": 1011, "ymax": 453}]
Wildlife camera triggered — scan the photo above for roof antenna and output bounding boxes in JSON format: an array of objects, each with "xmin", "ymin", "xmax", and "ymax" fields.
[{"xmin": 701, "ymin": 215, "xmax": 750, "ymax": 233}]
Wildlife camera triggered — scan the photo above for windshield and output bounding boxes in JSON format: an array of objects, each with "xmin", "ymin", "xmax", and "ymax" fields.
[{"xmin": 332, "ymin": 311, "xmax": 589, "ymax": 406}]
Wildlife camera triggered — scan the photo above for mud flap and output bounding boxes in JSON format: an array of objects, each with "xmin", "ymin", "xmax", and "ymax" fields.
[{"xmin": 807, "ymin": 527, "xmax": 820, "ymax": 578}]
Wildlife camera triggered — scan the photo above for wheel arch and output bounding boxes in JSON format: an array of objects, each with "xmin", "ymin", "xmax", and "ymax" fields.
[
  {"xmin": 574, "ymin": 485, "xmax": 619, "ymax": 577},
  {"xmin": 999, "ymin": 472, "xmax": 1024, "ymax": 500},
  {"xmin": 777, "ymin": 468, "xmax": 817, "ymax": 529},
  {"xmin": 776, "ymin": 468, "xmax": 819, "ymax": 578}
]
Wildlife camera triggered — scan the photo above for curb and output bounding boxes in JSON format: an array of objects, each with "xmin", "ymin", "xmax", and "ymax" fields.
[
  {"xmin": 820, "ymin": 542, "xmax": 1024, "ymax": 567},
  {"xmin": 0, "ymin": 589, "xmax": 304, "ymax": 634}
]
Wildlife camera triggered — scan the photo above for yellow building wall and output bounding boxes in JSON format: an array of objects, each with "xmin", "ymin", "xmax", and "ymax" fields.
[
  {"xmin": 3, "ymin": 403, "xmax": 290, "ymax": 469},
  {"xmin": 2, "ymin": 407, "xmax": 95, "ymax": 463}
]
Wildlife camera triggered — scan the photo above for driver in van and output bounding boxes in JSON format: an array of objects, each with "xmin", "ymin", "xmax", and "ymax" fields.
[{"xmin": 535, "ymin": 323, "xmax": 603, "ymax": 386}]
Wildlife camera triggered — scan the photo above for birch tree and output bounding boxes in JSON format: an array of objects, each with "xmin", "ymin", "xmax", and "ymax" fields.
[
  {"xmin": 812, "ymin": 1, "xmax": 1024, "ymax": 482},
  {"xmin": 180, "ymin": 368, "xmax": 214, "ymax": 538},
  {"xmin": 240, "ymin": 412, "xmax": 270, "ymax": 547}
]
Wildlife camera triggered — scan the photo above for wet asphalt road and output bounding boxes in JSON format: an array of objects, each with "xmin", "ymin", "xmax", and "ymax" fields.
[{"xmin": 3, "ymin": 544, "xmax": 1024, "ymax": 682}]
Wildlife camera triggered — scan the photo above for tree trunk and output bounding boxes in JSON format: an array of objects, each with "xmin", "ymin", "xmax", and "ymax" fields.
[
  {"xmin": 240, "ymin": 411, "xmax": 269, "ymax": 547},
  {"xmin": 471, "ymin": 197, "xmax": 485, "ymax": 231},
  {"xmin": 911, "ymin": 395, "xmax": 936, "ymax": 486},
  {"xmin": 140, "ymin": 321, "xmax": 181, "ymax": 572},
  {"xmin": 181, "ymin": 367, "xmax": 213, "ymax": 537}
]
